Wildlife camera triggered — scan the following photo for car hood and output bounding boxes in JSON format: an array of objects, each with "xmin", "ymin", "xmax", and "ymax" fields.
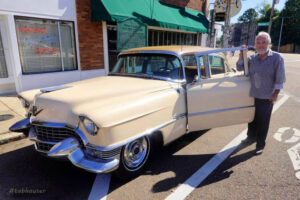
[{"xmin": 31, "ymin": 76, "xmax": 177, "ymax": 127}]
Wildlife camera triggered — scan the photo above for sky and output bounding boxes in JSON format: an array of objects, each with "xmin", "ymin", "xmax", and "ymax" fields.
[{"xmin": 210, "ymin": 0, "xmax": 288, "ymax": 24}]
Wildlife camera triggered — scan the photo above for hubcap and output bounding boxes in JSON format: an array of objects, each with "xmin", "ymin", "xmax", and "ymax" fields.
[{"xmin": 123, "ymin": 137, "xmax": 149, "ymax": 170}]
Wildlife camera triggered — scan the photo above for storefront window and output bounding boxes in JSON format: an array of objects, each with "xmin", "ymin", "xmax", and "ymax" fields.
[
  {"xmin": 15, "ymin": 18, "xmax": 77, "ymax": 74},
  {"xmin": 0, "ymin": 29, "xmax": 8, "ymax": 78},
  {"xmin": 107, "ymin": 26, "xmax": 198, "ymax": 72}
]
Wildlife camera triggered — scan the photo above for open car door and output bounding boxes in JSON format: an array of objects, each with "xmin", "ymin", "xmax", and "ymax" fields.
[{"xmin": 185, "ymin": 48, "xmax": 255, "ymax": 132}]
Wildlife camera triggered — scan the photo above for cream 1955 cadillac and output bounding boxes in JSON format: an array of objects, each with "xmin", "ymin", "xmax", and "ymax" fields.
[{"xmin": 10, "ymin": 46, "xmax": 254, "ymax": 178}]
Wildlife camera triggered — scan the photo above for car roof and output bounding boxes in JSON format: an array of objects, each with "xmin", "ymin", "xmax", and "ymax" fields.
[{"xmin": 121, "ymin": 45, "xmax": 219, "ymax": 55}]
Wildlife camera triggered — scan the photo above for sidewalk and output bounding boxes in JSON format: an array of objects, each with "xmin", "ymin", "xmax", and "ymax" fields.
[{"xmin": 0, "ymin": 94, "xmax": 26, "ymax": 144}]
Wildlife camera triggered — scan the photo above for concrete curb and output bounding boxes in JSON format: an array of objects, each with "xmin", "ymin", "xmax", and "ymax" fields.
[{"xmin": 0, "ymin": 132, "xmax": 26, "ymax": 145}]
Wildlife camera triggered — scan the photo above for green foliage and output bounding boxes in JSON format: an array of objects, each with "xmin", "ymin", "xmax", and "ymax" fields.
[
  {"xmin": 257, "ymin": 4, "xmax": 280, "ymax": 33},
  {"xmin": 271, "ymin": 0, "xmax": 300, "ymax": 46},
  {"xmin": 238, "ymin": 8, "xmax": 259, "ymax": 23}
]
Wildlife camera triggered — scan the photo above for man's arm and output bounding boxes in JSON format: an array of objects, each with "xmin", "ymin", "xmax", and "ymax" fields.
[{"xmin": 270, "ymin": 55, "xmax": 286, "ymax": 104}]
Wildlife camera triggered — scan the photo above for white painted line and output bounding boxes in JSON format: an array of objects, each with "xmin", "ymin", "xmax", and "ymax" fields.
[
  {"xmin": 284, "ymin": 60, "xmax": 300, "ymax": 62},
  {"xmin": 88, "ymin": 174, "xmax": 111, "ymax": 200},
  {"xmin": 272, "ymin": 94, "xmax": 290, "ymax": 113},
  {"xmin": 287, "ymin": 142, "xmax": 300, "ymax": 171},
  {"xmin": 165, "ymin": 94, "xmax": 290, "ymax": 200}
]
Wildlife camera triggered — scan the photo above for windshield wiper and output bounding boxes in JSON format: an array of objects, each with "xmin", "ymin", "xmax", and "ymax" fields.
[{"xmin": 108, "ymin": 72, "xmax": 154, "ymax": 79}]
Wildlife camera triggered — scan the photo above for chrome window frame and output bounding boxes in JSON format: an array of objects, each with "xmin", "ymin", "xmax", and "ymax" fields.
[{"xmin": 193, "ymin": 47, "xmax": 247, "ymax": 81}]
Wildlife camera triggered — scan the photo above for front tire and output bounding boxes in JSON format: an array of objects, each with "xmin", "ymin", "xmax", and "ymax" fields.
[{"xmin": 115, "ymin": 136, "xmax": 150, "ymax": 179}]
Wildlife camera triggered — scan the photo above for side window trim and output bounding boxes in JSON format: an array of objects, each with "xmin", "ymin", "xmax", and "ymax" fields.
[
  {"xmin": 194, "ymin": 47, "xmax": 248, "ymax": 77},
  {"xmin": 209, "ymin": 54, "xmax": 225, "ymax": 77}
]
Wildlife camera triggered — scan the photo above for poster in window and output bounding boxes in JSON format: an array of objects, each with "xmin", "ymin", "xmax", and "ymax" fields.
[{"xmin": 117, "ymin": 18, "xmax": 147, "ymax": 52}]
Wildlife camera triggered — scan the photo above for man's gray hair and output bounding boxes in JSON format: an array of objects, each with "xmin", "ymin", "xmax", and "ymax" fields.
[{"xmin": 255, "ymin": 31, "xmax": 272, "ymax": 45}]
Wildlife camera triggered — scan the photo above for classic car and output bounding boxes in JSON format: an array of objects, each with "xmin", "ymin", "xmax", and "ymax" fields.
[{"xmin": 10, "ymin": 46, "xmax": 254, "ymax": 178}]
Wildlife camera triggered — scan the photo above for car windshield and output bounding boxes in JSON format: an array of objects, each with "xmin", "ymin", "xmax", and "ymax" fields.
[{"xmin": 110, "ymin": 54, "xmax": 183, "ymax": 81}]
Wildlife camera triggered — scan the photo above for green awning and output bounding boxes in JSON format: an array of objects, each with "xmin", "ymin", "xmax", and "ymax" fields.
[{"xmin": 91, "ymin": 0, "xmax": 208, "ymax": 33}]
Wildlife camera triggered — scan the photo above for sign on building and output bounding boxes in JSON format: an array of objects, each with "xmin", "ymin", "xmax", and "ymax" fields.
[{"xmin": 117, "ymin": 18, "xmax": 147, "ymax": 52}]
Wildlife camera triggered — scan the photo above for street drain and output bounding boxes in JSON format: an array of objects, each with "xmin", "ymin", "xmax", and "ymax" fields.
[{"xmin": 0, "ymin": 114, "xmax": 14, "ymax": 121}]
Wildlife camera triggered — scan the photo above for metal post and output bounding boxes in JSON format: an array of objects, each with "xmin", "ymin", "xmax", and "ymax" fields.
[
  {"xmin": 268, "ymin": 0, "xmax": 276, "ymax": 34},
  {"xmin": 278, "ymin": 17, "xmax": 284, "ymax": 52},
  {"xmin": 222, "ymin": 0, "xmax": 231, "ymax": 48}
]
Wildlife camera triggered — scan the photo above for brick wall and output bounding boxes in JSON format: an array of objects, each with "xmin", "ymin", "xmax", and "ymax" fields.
[
  {"xmin": 160, "ymin": 0, "xmax": 206, "ymax": 12},
  {"xmin": 75, "ymin": 0, "xmax": 104, "ymax": 70}
]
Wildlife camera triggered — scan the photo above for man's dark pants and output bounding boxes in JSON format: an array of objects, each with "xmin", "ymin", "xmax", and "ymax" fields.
[{"xmin": 247, "ymin": 98, "xmax": 274, "ymax": 149}]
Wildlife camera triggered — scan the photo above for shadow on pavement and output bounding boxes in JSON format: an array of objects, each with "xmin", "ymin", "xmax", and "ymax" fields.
[
  {"xmin": 109, "ymin": 130, "xmax": 210, "ymax": 192},
  {"xmin": 0, "ymin": 144, "xmax": 95, "ymax": 200}
]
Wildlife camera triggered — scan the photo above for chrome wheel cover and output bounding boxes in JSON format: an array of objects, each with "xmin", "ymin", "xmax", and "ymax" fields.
[{"xmin": 123, "ymin": 137, "xmax": 149, "ymax": 171}]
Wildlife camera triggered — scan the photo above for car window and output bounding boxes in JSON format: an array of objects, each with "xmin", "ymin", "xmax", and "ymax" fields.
[
  {"xmin": 111, "ymin": 54, "xmax": 183, "ymax": 80},
  {"xmin": 209, "ymin": 55, "xmax": 225, "ymax": 75},
  {"xmin": 182, "ymin": 55, "xmax": 207, "ymax": 83}
]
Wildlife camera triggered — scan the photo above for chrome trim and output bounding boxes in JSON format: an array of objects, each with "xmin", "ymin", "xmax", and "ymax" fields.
[
  {"xmin": 48, "ymin": 137, "xmax": 119, "ymax": 173},
  {"xmin": 31, "ymin": 121, "xmax": 88, "ymax": 145},
  {"xmin": 87, "ymin": 115, "xmax": 185, "ymax": 152},
  {"xmin": 40, "ymin": 85, "xmax": 71, "ymax": 93},
  {"xmin": 48, "ymin": 137, "xmax": 79, "ymax": 157},
  {"xmin": 119, "ymin": 50, "xmax": 181, "ymax": 58},
  {"xmin": 188, "ymin": 105, "xmax": 255, "ymax": 117},
  {"xmin": 194, "ymin": 47, "xmax": 246, "ymax": 57},
  {"xmin": 29, "ymin": 127, "xmax": 57, "ymax": 153},
  {"xmin": 9, "ymin": 118, "xmax": 30, "ymax": 132},
  {"xmin": 69, "ymin": 148, "xmax": 119, "ymax": 173}
]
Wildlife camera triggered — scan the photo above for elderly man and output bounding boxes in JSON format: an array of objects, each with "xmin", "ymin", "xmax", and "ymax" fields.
[{"xmin": 237, "ymin": 31, "xmax": 286, "ymax": 155}]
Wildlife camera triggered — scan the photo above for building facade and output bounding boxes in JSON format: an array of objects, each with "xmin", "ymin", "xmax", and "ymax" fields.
[{"xmin": 0, "ymin": 0, "xmax": 209, "ymax": 94}]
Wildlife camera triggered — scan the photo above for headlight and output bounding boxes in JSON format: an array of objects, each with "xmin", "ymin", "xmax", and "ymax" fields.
[
  {"xmin": 79, "ymin": 116, "xmax": 99, "ymax": 136},
  {"xmin": 18, "ymin": 96, "xmax": 30, "ymax": 108}
]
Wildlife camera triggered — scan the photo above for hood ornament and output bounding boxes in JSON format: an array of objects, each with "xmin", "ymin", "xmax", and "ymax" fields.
[
  {"xmin": 40, "ymin": 85, "xmax": 72, "ymax": 93},
  {"xmin": 32, "ymin": 106, "xmax": 43, "ymax": 116}
]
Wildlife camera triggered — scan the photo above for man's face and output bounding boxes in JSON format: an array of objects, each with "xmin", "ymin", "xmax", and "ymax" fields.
[{"xmin": 255, "ymin": 36, "xmax": 269, "ymax": 54}]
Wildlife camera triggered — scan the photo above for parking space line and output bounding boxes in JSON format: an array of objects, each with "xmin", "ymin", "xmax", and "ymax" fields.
[
  {"xmin": 88, "ymin": 174, "xmax": 111, "ymax": 200},
  {"xmin": 165, "ymin": 94, "xmax": 289, "ymax": 200}
]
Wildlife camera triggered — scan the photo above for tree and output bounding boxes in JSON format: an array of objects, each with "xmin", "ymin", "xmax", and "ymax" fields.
[
  {"xmin": 238, "ymin": 8, "xmax": 259, "ymax": 23},
  {"xmin": 271, "ymin": 0, "xmax": 300, "ymax": 46},
  {"xmin": 257, "ymin": 4, "xmax": 280, "ymax": 33},
  {"xmin": 257, "ymin": 4, "xmax": 279, "ymax": 23}
]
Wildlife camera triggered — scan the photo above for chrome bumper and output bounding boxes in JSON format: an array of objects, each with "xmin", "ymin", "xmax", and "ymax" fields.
[
  {"xmin": 28, "ymin": 127, "xmax": 119, "ymax": 173},
  {"xmin": 9, "ymin": 118, "xmax": 30, "ymax": 133}
]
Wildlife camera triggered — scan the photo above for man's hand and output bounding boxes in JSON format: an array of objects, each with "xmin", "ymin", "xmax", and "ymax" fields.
[
  {"xmin": 269, "ymin": 90, "xmax": 280, "ymax": 104},
  {"xmin": 238, "ymin": 45, "xmax": 248, "ymax": 62}
]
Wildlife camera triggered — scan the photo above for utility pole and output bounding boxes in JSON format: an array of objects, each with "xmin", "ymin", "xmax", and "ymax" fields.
[
  {"xmin": 268, "ymin": 0, "xmax": 276, "ymax": 34},
  {"xmin": 222, "ymin": 0, "xmax": 231, "ymax": 48},
  {"xmin": 278, "ymin": 17, "xmax": 284, "ymax": 52}
]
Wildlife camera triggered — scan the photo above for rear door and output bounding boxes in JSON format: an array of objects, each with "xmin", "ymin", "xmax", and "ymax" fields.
[{"xmin": 186, "ymin": 48, "xmax": 254, "ymax": 132}]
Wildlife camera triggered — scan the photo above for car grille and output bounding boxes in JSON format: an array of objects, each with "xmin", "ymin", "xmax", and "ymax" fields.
[
  {"xmin": 36, "ymin": 142, "xmax": 54, "ymax": 152},
  {"xmin": 86, "ymin": 146, "xmax": 122, "ymax": 160},
  {"xmin": 34, "ymin": 125, "xmax": 76, "ymax": 142}
]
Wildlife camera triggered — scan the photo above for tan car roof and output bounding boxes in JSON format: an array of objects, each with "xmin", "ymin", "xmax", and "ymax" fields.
[{"xmin": 121, "ymin": 45, "xmax": 218, "ymax": 55}]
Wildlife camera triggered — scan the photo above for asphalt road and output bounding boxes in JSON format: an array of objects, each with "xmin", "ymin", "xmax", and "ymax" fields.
[{"xmin": 0, "ymin": 53, "xmax": 299, "ymax": 200}]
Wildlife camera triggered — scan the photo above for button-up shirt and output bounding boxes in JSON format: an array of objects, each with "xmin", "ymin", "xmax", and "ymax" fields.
[{"xmin": 237, "ymin": 50, "xmax": 286, "ymax": 99}]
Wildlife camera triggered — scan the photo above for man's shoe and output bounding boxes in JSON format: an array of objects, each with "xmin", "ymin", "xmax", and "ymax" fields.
[
  {"xmin": 255, "ymin": 148, "xmax": 264, "ymax": 155},
  {"xmin": 241, "ymin": 137, "xmax": 256, "ymax": 144}
]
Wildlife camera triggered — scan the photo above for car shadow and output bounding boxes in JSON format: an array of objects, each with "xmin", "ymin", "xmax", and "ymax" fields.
[
  {"xmin": 110, "ymin": 130, "xmax": 211, "ymax": 191},
  {"xmin": 150, "ymin": 141, "xmax": 256, "ymax": 193},
  {"xmin": 0, "ymin": 144, "xmax": 94, "ymax": 200},
  {"xmin": 110, "ymin": 133, "xmax": 256, "ymax": 194}
]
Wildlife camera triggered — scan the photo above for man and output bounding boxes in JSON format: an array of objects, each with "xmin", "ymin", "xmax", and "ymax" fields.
[{"xmin": 237, "ymin": 31, "xmax": 286, "ymax": 155}]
